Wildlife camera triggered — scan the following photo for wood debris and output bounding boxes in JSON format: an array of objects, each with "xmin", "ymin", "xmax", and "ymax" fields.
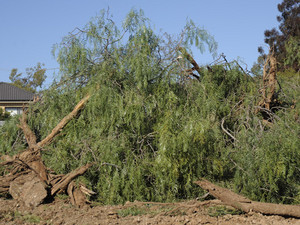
[{"xmin": 0, "ymin": 95, "xmax": 94, "ymax": 207}]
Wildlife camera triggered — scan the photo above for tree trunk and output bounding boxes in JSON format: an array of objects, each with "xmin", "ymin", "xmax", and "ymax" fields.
[{"xmin": 195, "ymin": 179, "xmax": 300, "ymax": 218}]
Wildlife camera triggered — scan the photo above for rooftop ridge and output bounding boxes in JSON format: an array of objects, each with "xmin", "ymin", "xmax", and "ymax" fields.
[{"xmin": 0, "ymin": 82, "xmax": 34, "ymax": 101}]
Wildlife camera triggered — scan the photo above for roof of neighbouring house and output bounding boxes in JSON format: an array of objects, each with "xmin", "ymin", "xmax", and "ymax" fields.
[{"xmin": 0, "ymin": 82, "xmax": 34, "ymax": 101}]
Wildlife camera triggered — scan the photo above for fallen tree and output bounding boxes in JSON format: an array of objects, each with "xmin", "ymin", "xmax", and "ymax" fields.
[
  {"xmin": 195, "ymin": 179, "xmax": 300, "ymax": 218},
  {"xmin": 0, "ymin": 95, "xmax": 94, "ymax": 207}
]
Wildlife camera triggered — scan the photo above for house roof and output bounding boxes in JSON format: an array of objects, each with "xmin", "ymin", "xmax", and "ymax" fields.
[{"xmin": 0, "ymin": 82, "xmax": 34, "ymax": 101}]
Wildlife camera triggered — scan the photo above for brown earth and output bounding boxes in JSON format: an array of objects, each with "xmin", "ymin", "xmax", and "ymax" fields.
[{"xmin": 0, "ymin": 197, "xmax": 299, "ymax": 225}]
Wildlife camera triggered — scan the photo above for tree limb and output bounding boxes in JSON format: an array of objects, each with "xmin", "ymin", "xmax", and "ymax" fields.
[
  {"xmin": 178, "ymin": 47, "xmax": 202, "ymax": 77},
  {"xmin": 38, "ymin": 95, "xmax": 90, "ymax": 148},
  {"xmin": 18, "ymin": 111, "xmax": 37, "ymax": 150},
  {"xmin": 51, "ymin": 163, "xmax": 94, "ymax": 196},
  {"xmin": 195, "ymin": 179, "xmax": 300, "ymax": 218}
]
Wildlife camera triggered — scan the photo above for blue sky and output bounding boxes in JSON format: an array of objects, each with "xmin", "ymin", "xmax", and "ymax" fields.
[{"xmin": 0, "ymin": 0, "xmax": 282, "ymax": 86}]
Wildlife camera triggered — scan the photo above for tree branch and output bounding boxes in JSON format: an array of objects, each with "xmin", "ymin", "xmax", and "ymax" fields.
[
  {"xmin": 195, "ymin": 179, "xmax": 300, "ymax": 218},
  {"xmin": 38, "ymin": 95, "xmax": 90, "ymax": 148},
  {"xmin": 18, "ymin": 111, "xmax": 37, "ymax": 150},
  {"xmin": 178, "ymin": 47, "xmax": 202, "ymax": 77},
  {"xmin": 51, "ymin": 163, "xmax": 95, "ymax": 196}
]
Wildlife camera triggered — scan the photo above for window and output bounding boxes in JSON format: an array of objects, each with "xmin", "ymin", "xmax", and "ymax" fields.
[{"xmin": 5, "ymin": 107, "xmax": 23, "ymax": 115}]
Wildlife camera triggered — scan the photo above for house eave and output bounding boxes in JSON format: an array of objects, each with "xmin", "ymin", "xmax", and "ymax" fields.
[{"xmin": 0, "ymin": 101, "xmax": 32, "ymax": 104}]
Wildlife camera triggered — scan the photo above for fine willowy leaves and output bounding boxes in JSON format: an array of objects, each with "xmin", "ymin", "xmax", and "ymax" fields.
[{"xmin": 1, "ymin": 9, "xmax": 299, "ymax": 205}]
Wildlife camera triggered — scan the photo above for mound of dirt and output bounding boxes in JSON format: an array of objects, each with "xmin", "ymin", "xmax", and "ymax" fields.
[{"xmin": 0, "ymin": 198, "xmax": 299, "ymax": 225}]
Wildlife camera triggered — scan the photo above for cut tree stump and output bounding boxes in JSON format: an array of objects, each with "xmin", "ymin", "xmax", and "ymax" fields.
[{"xmin": 194, "ymin": 179, "xmax": 300, "ymax": 218}]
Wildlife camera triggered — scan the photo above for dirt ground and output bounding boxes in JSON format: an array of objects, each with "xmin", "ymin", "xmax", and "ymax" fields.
[{"xmin": 0, "ymin": 197, "xmax": 299, "ymax": 225}]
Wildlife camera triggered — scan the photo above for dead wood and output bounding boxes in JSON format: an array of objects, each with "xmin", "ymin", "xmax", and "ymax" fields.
[
  {"xmin": 38, "ymin": 95, "xmax": 90, "ymax": 148},
  {"xmin": 79, "ymin": 183, "xmax": 96, "ymax": 196},
  {"xmin": 48, "ymin": 174, "xmax": 64, "ymax": 186},
  {"xmin": 1, "ymin": 151, "xmax": 48, "ymax": 183},
  {"xmin": 51, "ymin": 163, "xmax": 94, "ymax": 196},
  {"xmin": 18, "ymin": 111, "xmax": 38, "ymax": 150},
  {"xmin": 67, "ymin": 181, "xmax": 76, "ymax": 206},
  {"xmin": 195, "ymin": 179, "xmax": 300, "ymax": 218},
  {"xmin": 0, "ymin": 95, "xmax": 92, "ymax": 207},
  {"xmin": 178, "ymin": 47, "xmax": 201, "ymax": 80},
  {"xmin": 256, "ymin": 49, "xmax": 278, "ymax": 116},
  {"xmin": 67, "ymin": 181, "xmax": 92, "ymax": 207}
]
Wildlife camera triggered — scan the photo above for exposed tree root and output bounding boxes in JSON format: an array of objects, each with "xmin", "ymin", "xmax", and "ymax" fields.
[{"xmin": 0, "ymin": 95, "xmax": 93, "ymax": 208}]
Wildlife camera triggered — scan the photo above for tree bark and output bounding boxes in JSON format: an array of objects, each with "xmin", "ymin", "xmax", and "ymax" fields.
[
  {"xmin": 0, "ymin": 94, "xmax": 93, "ymax": 207},
  {"xmin": 178, "ymin": 47, "xmax": 201, "ymax": 79},
  {"xmin": 256, "ymin": 49, "xmax": 278, "ymax": 114},
  {"xmin": 38, "ymin": 95, "xmax": 90, "ymax": 148},
  {"xmin": 51, "ymin": 163, "xmax": 94, "ymax": 196},
  {"xmin": 18, "ymin": 111, "xmax": 37, "ymax": 150},
  {"xmin": 194, "ymin": 179, "xmax": 300, "ymax": 218}
]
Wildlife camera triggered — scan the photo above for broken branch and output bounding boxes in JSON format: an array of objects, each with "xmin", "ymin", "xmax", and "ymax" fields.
[
  {"xmin": 195, "ymin": 179, "xmax": 300, "ymax": 218},
  {"xmin": 18, "ymin": 111, "xmax": 37, "ymax": 149},
  {"xmin": 38, "ymin": 95, "xmax": 90, "ymax": 148},
  {"xmin": 51, "ymin": 163, "xmax": 95, "ymax": 196},
  {"xmin": 179, "ymin": 47, "xmax": 202, "ymax": 78}
]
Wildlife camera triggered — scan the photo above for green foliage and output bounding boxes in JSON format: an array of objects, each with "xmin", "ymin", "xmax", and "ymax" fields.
[
  {"xmin": 0, "ymin": 108, "xmax": 11, "ymax": 121},
  {"xmin": 259, "ymin": 0, "xmax": 300, "ymax": 71},
  {"xmin": 3, "ymin": 210, "xmax": 41, "ymax": 224},
  {"xmin": 181, "ymin": 19, "xmax": 218, "ymax": 57},
  {"xmin": 278, "ymin": 68, "xmax": 300, "ymax": 79},
  {"xmin": 207, "ymin": 205, "xmax": 243, "ymax": 217},
  {"xmin": 251, "ymin": 55, "xmax": 264, "ymax": 77},
  {"xmin": 284, "ymin": 36, "xmax": 300, "ymax": 69},
  {"xmin": 0, "ymin": 116, "xmax": 26, "ymax": 157},
  {"xmin": 117, "ymin": 206, "xmax": 148, "ymax": 217},
  {"xmin": 9, "ymin": 62, "xmax": 46, "ymax": 93},
  {"xmin": 233, "ymin": 117, "xmax": 300, "ymax": 203},
  {"xmin": 1, "ymin": 9, "xmax": 299, "ymax": 206},
  {"xmin": 229, "ymin": 72, "xmax": 300, "ymax": 204}
]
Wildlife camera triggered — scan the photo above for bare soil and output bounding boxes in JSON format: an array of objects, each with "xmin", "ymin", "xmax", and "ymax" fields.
[{"xmin": 0, "ymin": 197, "xmax": 299, "ymax": 225}]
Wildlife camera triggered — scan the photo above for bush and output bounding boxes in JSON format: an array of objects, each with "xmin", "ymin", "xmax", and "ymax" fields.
[{"xmin": 1, "ymin": 9, "xmax": 299, "ymax": 205}]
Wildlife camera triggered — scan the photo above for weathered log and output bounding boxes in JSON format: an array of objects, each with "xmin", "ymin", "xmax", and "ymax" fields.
[
  {"xmin": 195, "ymin": 179, "xmax": 300, "ymax": 218},
  {"xmin": 0, "ymin": 171, "xmax": 31, "ymax": 193}
]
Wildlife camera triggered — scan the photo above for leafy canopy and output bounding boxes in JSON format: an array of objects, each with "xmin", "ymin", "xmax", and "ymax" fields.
[
  {"xmin": 258, "ymin": 0, "xmax": 300, "ymax": 72},
  {"xmin": 9, "ymin": 62, "xmax": 46, "ymax": 93},
  {"xmin": 1, "ymin": 9, "xmax": 299, "ymax": 205}
]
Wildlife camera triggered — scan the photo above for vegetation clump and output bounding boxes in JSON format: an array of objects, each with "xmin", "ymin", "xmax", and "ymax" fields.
[{"xmin": 0, "ymin": 7, "xmax": 299, "ymax": 206}]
